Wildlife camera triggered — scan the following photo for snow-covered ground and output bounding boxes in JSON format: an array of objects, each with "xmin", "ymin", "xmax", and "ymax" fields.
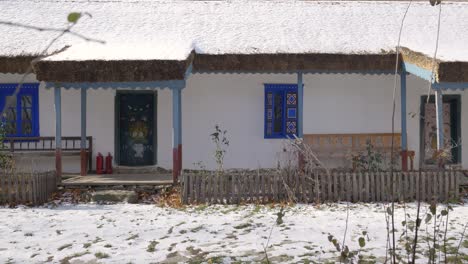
[{"xmin": 0, "ymin": 203, "xmax": 467, "ymax": 263}]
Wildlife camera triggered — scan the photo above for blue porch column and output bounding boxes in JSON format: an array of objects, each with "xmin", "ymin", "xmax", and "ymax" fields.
[
  {"xmin": 80, "ymin": 87, "xmax": 87, "ymax": 176},
  {"xmin": 172, "ymin": 87, "xmax": 182, "ymax": 183},
  {"xmin": 54, "ymin": 87, "xmax": 62, "ymax": 181},
  {"xmin": 435, "ymin": 88, "xmax": 444, "ymax": 150},
  {"xmin": 297, "ymin": 72, "xmax": 304, "ymax": 138},
  {"xmin": 400, "ymin": 70, "xmax": 408, "ymax": 171}
]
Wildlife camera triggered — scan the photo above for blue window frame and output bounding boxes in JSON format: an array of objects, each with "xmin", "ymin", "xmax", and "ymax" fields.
[
  {"xmin": 0, "ymin": 83, "xmax": 39, "ymax": 137},
  {"xmin": 264, "ymin": 84, "xmax": 298, "ymax": 139}
]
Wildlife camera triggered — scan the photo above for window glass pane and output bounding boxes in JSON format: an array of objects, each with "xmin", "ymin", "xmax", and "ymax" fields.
[
  {"xmin": 5, "ymin": 95, "xmax": 16, "ymax": 109},
  {"xmin": 273, "ymin": 93, "xmax": 283, "ymax": 133},
  {"xmin": 6, "ymin": 107, "xmax": 16, "ymax": 121},
  {"xmin": 5, "ymin": 122, "xmax": 16, "ymax": 135},
  {"xmin": 22, "ymin": 108, "xmax": 32, "ymax": 135},
  {"xmin": 21, "ymin": 95, "xmax": 32, "ymax": 108}
]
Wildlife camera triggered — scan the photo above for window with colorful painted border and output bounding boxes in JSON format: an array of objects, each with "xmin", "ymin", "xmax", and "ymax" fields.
[
  {"xmin": 264, "ymin": 84, "xmax": 298, "ymax": 138},
  {"xmin": 0, "ymin": 83, "xmax": 40, "ymax": 137}
]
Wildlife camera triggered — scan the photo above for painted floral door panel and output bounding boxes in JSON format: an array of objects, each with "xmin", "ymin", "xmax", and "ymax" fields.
[
  {"xmin": 423, "ymin": 103, "xmax": 451, "ymax": 165},
  {"xmin": 119, "ymin": 93, "xmax": 155, "ymax": 166},
  {"xmin": 421, "ymin": 96, "xmax": 461, "ymax": 166}
]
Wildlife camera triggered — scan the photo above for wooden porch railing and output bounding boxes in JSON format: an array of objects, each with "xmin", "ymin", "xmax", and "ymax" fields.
[
  {"xmin": 303, "ymin": 133, "xmax": 414, "ymax": 170},
  {"xmin": 1, "ymin": 136, "xmax": 93, "ymax": 171}
]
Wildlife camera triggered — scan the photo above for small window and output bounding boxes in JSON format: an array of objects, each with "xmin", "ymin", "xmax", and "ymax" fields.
[
  {"xmin": 264, "ymin": 84, "xmax": 298, "ymax": 138},
  {"xmin": 0, "ymin": 83, "xmax": 39, "ymax": 137}
]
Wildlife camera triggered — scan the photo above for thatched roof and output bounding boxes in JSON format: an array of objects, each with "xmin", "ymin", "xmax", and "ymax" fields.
[{"xmin": 1, "ymin": 0, "xmax": 467, "ymax": 82}]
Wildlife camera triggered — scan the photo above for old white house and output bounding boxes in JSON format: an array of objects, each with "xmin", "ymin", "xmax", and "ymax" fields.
[{"xmin": 0, "ymin": 1, "xmax": 467, "ymax": 184}]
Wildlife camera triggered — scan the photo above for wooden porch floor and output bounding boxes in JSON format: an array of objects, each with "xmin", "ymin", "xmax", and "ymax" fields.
[{"xmin": 62, "ymin": 173, "xmax": 173, "ymax": 186}]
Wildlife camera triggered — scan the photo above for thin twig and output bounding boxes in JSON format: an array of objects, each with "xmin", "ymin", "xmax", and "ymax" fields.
[
  {"xmin": 262, "ymin": 223, "xmax": 275, "ymax": 264},
  {"xmin": 425, "ymin": 3, "xmax": 443, "ymax": 104},
  {"xmin": 0, "ymin": 18, "xmax": 105, "ymax": 44},
  {"xmin": 340, "ymin": 202, "xmax": 350, "ymax": 264},
  {"xmin": 443, "ymin": 206, "xmax": 449, "ymax": 264},
  {"xmin": 454, "ymin": 222, "xmax": 467, "ymax": 261},
  {"xmin": 411, "ymin": 174, "xmax": 422, "ymax": 263},
  {"xmin": 1, "ymin": 15, "xmax": 104, "ymax": 116},
  {"xmin": 389, "ymin": 1, "xmax": 413, "ymax": 262}
]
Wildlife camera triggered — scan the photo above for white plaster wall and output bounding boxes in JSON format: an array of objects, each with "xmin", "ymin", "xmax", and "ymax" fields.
[{"xmin": 1, "ymin": 73, "xmax": 466, "ymax": 172}]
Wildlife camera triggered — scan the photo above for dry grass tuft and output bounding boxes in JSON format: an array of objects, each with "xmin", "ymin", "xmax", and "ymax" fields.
[{"xmin": 156, "ymin": 186, "xmax": 184, "ymax": 208}]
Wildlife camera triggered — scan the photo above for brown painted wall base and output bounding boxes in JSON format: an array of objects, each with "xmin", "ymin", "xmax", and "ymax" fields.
[
  {"xmin": 80, "ymin": 149, "xmax": 87, "ymax": 176},
  {"xmin": 172, "ymin": 145, "xmax": 183, "ymax": 184},
  {"xmin": 55, "ymin": 148, "xmax": 62, "ymax": 182}
]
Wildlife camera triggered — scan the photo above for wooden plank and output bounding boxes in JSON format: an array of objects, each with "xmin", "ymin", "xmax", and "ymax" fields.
[
  {"xmin": 433, "ymin": 171, "xmax": 438, "ymax": 202},
  {"xmin": 421, "ymin": 171, "xmax": 427, "ymax": 202},
  {"xmin": 273, "ymin": 173, "xmax": 278, "ymax": 202},
  {"xmin": 0, "ymin": 171, "xmax": 4, "ymax": 204},
  {"xmin": 432, "ymin": 171, "xmax": 437, "ymax": 202},
  {"xmin": 327, "ymin": 171, "xmax": 332, "ymax": 202},
  {"xmin": 357, "ymin": 171, "xmax": 362, "ymax": 202},
  {"xmin": 197, "ymin": 174, "xmax": 203, "ymax": 204},
  {"xmin": 267, "ymin": 173, "xmax": 271, "ymax": 203},
  {"xmin": 304, "ymin": 172, "xmax": 309, "ymax": 203},
  {"xmin": 313, "ymin": 170, "xmax": 318, "ymax": 203},
  {"xmin": 368, "ymin": 172, "xmax": 373, "ymax": 202},
  {"xmin": 407, "ymin": 172, "xmax": 412, "ymax": 201},
  {"xmin": 210, "ymin": 174, "xmax": 215, "ymax": 203},
  {"xmin": 14, "ymin": 172, "xmax": 20, "ymax": 204},
  {"xmin": 248, "ymin": 173, "xmax": 252, "ymax": 202},
  {"xmin": 352, "ymin": 173, "xmax": 358, "ymax": 202},
  {"xmin": 319, "ymin": 170, "xmax": 323, "ymax": 203},
  {"xmin": 383, "ymin": 172, "xmax": 389, "ymax": 202},
  {"xmin": 398, "ymin": 172, "xmax": 403, "ymax": 202},
  {"xmin": 363, "ymin": 172, "xmax": 369, "ymax": 202},
  {"xmin": 442, "ymin": 171, "xmax": 447, "ymax": 202},
  {"xmin": 449, "ymin": 171, "xmax": 456, "ymax": 200},
  {"xmin": 191, "ymin": 173, "xmax": 196, "ymax": 203},
  {"xmin": 28, "ymin": 173, "xmax": 33, "ymax": 205},
  {"xmin": 336, "ymin": 172, "xmax": 342, "ymax": 201},
  {"xmin": 443, "ymin": 171, "xmax": 449, "ymax": 202},
  {"xmin": 182, "ymin": 174, "xmax": 188, "ymax": 204},
  {"xmin": 426, "ymin": 171, "xmax": 432, "ymax": 202},
  {"xmin": 237, "ymin": 174, "xmax": 242, "ymax": 203},
  {"xmin": 192, "ymin": 174, "xmax": 198, "ymax": 203},
  {"xmin": 413, "ymin": 172, "xmax": 419, "ymax": 201},
  {"xmin": 345, "ymin": 172, "xmax": 350, "ymax": 202},
  {"xmin": 333, "ymin": 171, "xmax": 338, "ymax": 202},
  {"xmin": 374, "ymin": 172, "xmax": 379, "ymax": 202},
  {"xmin": 206, "ymin": 174, "xmax": 212, "ymax": 204},
  {"xmin": 257, "ymin": 173, "xmax": 261, "ymax": 203}
]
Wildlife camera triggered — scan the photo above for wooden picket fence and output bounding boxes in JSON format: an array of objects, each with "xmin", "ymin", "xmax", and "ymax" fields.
[
  {"xmin": 0, "ymin": 171, "xmax": 57, "ymax": 205},
  {"xmin": 181, "ymin": 170, "xmax": 460, "ymax": 204}
]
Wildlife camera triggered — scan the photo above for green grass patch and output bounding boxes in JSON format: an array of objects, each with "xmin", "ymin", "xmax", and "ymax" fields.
[
  {"xmin": 147, "ymin": 240, "xmax": 159, "ymax": 253},
  {"xmin": 57, "ymin": 243, "xmax": 73, "ymax": 251},
  {"xmin": 94, "ymin": 252, "xmax": 109, "ymax": 259},
  {"xmin": 126, "ymin": 234, "xmax": 139, "ymax": 241},
  {"xmin": 234, "ymin": 223, "xmax": 252, "ymax": 229},
  {"xmin": 83, "ymin": 243, "xmax": 92, "ymax": 249},
  {"xmin": 60, "ymin": 251, "xmax": 89, "ymax": 264}
]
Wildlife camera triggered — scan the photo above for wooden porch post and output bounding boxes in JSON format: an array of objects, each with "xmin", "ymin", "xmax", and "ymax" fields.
[
  {"xmin": 297, "ymin": 71, "xmax": 304, "ymax": 138},
  {"xmin": 435, "ymin": 88, "xmax": 444, "ymax": 150},
  {"xmin": 54, "ymin": 86, "xmax": 62, "ymax": 181},
  {"xmin": 400, "ymin": 70, "xmax": 408, "ymax": 171},
  {"xmin": 80, "ymin": 87, "xmax": 87, "ymax": 176},
  {"xmin": 172, "ymin": 87, "xmax": 182, "ymax": 183}
]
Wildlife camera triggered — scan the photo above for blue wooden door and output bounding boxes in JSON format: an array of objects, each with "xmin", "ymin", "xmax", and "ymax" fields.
[{"xmin": 118, "ymin": 93, "xmax": 155, "ymax": 166}]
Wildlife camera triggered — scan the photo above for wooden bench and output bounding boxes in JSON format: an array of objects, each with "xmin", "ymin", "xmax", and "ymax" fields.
[
  {"xmin": 303, "ymin": 133, "xmax": 414, "ymax": 170},
  {"xmin": 1, "ymin": 136, "xmax": 93, "ymax": 172}
]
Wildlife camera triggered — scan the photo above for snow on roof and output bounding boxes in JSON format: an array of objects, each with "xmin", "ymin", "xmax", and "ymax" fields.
[{"xmin": 0, "ymin": 0, "xmax": 467, "ymax": 62}]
